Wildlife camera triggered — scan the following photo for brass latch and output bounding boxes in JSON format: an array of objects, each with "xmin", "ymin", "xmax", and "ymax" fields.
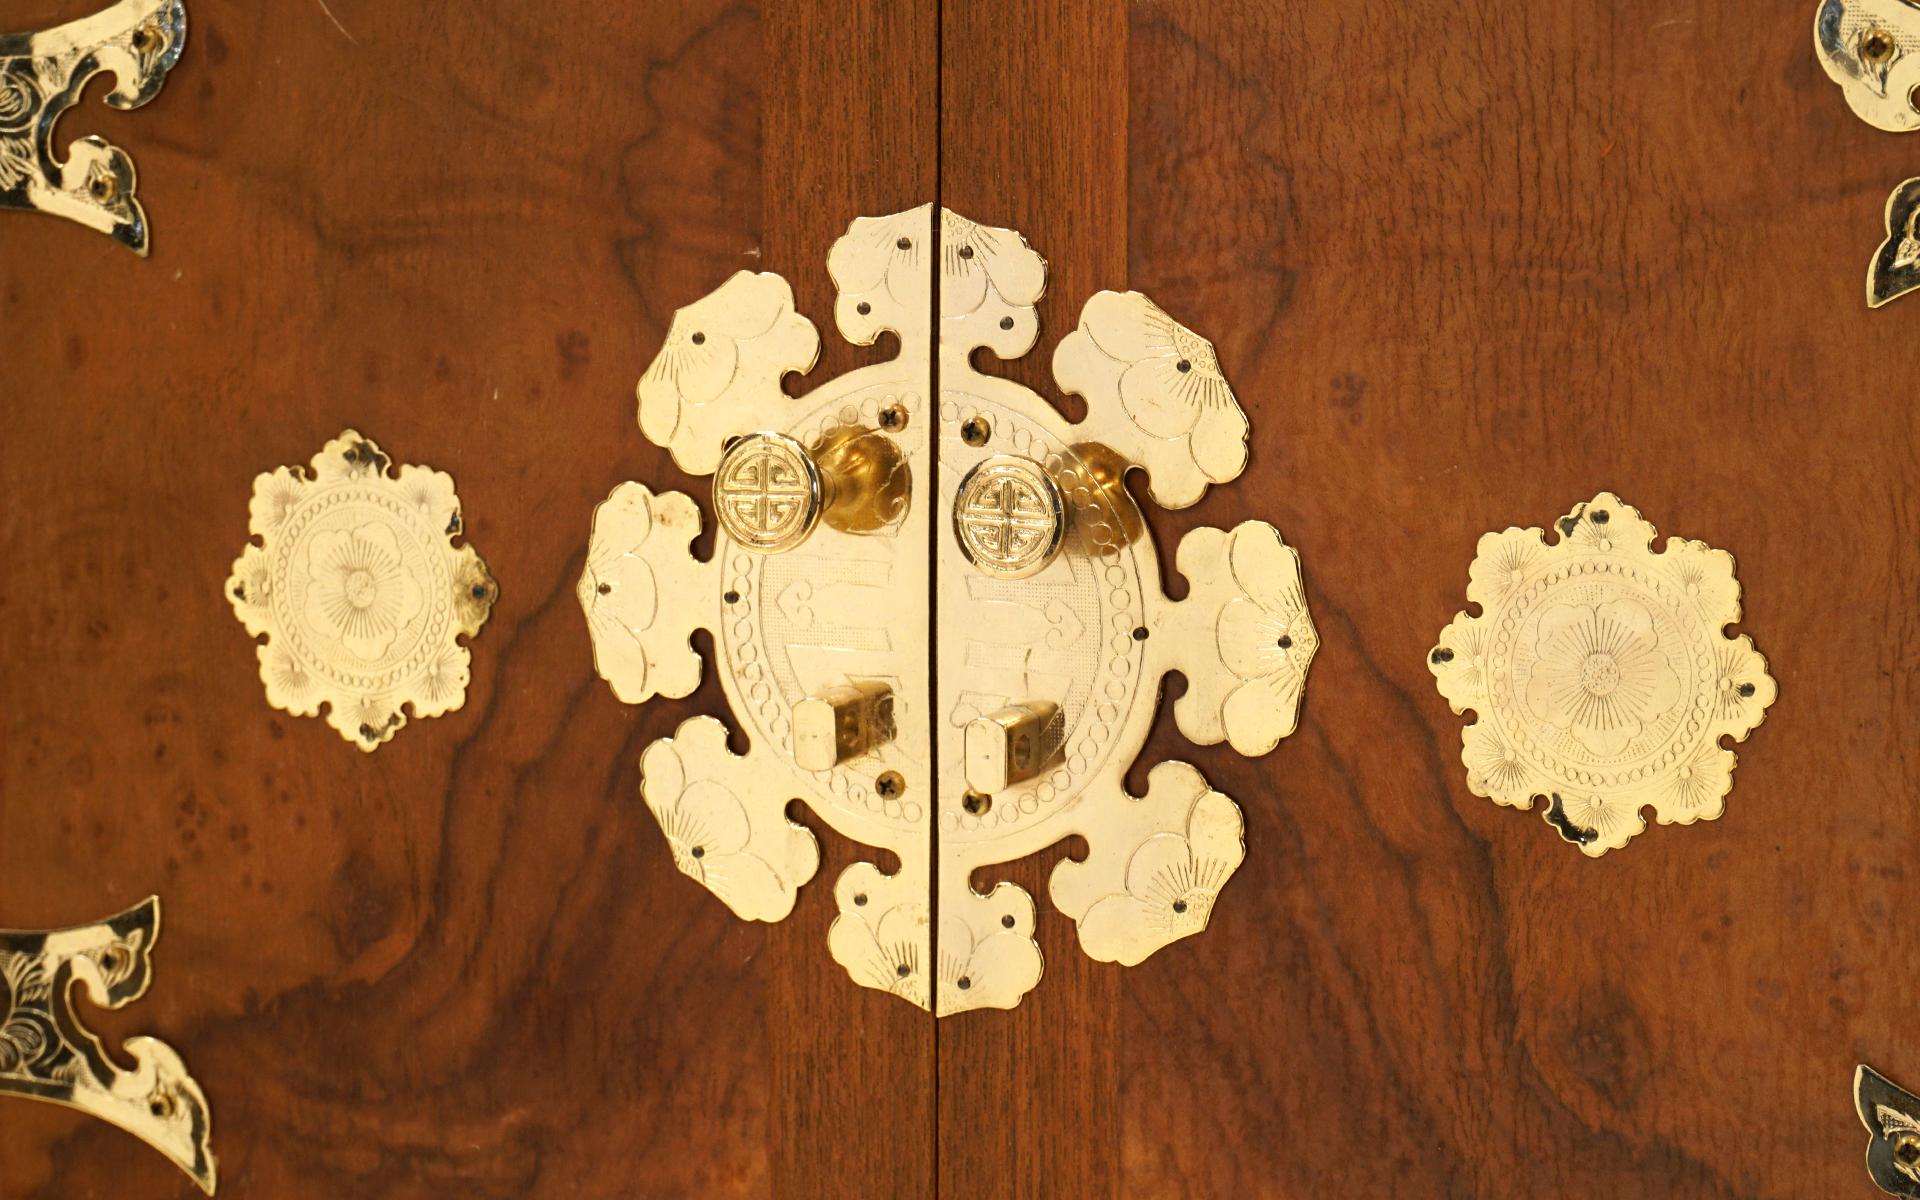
[{"xmin": 579, "ymin": 207, "xmax": 1318, "ymax": 1014}]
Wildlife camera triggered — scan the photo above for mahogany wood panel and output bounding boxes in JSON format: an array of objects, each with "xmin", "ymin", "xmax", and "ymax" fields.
[
  {"xmin": 940, "ymin": 2, "xmax": 1920, "ymax": 1198},
  {"xmin": 0, "ymin": 1, "xmax": 932, "ymax": 1197}
]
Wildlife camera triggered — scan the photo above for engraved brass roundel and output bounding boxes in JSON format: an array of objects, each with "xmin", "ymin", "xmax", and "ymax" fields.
[
  {"xmin": 713, "ymin": 431, "xmax": 824, "ymax": 552},
  {"xmin": 227, "ymin": 431, "xmax": 498, "ymax": 750},
  {"xmin": 952, "ymin": 454, "xmax": 1065, "ymax": 579},
  {"xmin": 1428, "ymin": 493, "xmax": 1776, "ymax": 856},
  {"xmin": 581, "ymin": 206, "xmax": 1319, "ymax": 1014}
]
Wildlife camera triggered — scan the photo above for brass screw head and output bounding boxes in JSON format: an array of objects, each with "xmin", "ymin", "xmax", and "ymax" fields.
[{"xmin": 1863, "ymin": 28, "xmax": 1898, "ymax": 66}]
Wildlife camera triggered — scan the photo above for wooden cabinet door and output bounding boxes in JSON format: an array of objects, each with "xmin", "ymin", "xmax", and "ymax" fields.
[
  {"xmin": 0, "ymin": 3, "xmax": 933, "ymax": 1196},
  {"xmin": 937, "ymin": 3, "xmax": 1920, "ymax": 1198},
  {"xmin": 3, "ymin": 2, "xmax": 1914, "ymax": 1198}
]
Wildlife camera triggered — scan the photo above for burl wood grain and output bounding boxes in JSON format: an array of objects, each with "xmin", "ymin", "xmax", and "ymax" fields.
[
  {"xmin": 938, "ymin": 2, "xmax": 1920, "ymax": 1198},
  {"xmin": 0, "ymin": 2, "xmax": 932, "ymax": 1197},
  {"xmin": 4, "ymin": 1, "xmax": 1918, "ymax": 1198}
]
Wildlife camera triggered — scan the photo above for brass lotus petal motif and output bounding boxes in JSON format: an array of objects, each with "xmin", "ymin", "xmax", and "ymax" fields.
[
  {"xmin": 227, "ymin": 431, "xmax": 497, "ymax": 750},
  {"xmin": 1428, "ymin": 493, "xmax": 1776, "ymax": 856},
  {"xmin": 0, "ymin": 898, "xmax": 215, "ymax": 1194},
  {"xmin": 0, "ymin": 0, "xmax": 187, "ymax": 253},
  {"xmin": 581, "ymin": 206, "xmax": 1317, "ymax": 1013}
]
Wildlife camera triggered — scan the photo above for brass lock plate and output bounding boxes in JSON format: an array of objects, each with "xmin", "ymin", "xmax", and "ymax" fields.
[{"xmin": 581, "ymin": 206, "xmax": 1317, "ymax": 1014}]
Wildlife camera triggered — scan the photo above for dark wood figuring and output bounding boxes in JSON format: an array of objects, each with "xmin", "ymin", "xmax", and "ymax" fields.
[
  {"xmin": 5, "ymin": 1, "xmax": 1918, "ymax": 1198},
  {"xmin": 938, "ymin": 2, "xmax": 1920, "ymax": 1198},
  {"xmin": 0, "ymin": 2, "xmax": 932, "ymax": 1197}
]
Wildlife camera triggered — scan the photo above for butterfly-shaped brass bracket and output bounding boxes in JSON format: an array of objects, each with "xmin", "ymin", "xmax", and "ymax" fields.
[
  {"xmin": 0, "ymin": 897, "xmax": 215, "ymax": 1193},
  {"xmin": 0, "ymin": 0, "xmax": 186, "ymax": 254}
]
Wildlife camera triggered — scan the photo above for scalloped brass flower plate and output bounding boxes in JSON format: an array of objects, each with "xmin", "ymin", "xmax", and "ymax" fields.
[
  {"xmin": 227, "ymin": 431, "xmax": 498, "ymax": 750},
  {"xmin": 1428, "ymin": 493, "xmax": 1776, "ymax": 856},
  {"xmin": 0, "ymin": 0, "xmax": 186, "ymax": 254},
  {"xmin": 580, "ymin": 205, "xmax": 1318, "ymax": 1014},
  {"xmin": 0, "ymin": 897, "xmax": 215, "ymax": 1193},
  {"xmin": 1859, "ymin": 1065, "xmax": 1920, "ymax": 1196}
]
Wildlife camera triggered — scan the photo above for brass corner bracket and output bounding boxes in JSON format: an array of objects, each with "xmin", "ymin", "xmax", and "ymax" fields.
[
  {"xmin": 0, "ymin": 897, "xmax": 215, "ymax": 1193},
  {"xmin": 1, "ymin": 0, "xmax": 186, "ymax": 254},
  {"xmin": 580, "ymin": 206, "xmax": 1318, "ymax": 1014},
  {"xmin": 1859, "ymin": 1065, "xmax": 1920, "ymax": 1197}
]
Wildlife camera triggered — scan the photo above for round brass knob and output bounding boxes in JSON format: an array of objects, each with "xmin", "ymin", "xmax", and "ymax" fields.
[
  {"xmin": 952, "ymin": 455, "xmax": 1066, "ymax": 580},
  {"xmin": 714, "ymin": 432, "xmax": 826, "ymax": 553}
]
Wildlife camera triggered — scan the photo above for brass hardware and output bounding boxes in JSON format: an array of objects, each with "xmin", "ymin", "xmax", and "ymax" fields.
[
  {"xmin": 1871, "ymin": 177, "xmax": 1920, "ymax": 306},
  {"xmin": 226, "ymin": 431, "xmax": 498, "ymax": 750},
  {"xmin": 0, "ymin": 898, "xmax": 215, "ymax": 1194},
  {"xmin": 713, "ymin": 426, "xmax": 910, "ymax": 553},
  {"xmin": 1858, "ymin": 1066, "xmax": 1920, "ymax": 1196},
  {"xmin": 0, "ymin": 0, "xmax": 186, "ymax": 254},
  {"xmin": 963, "ymin": 701, "xmax": 1066, "ymax": 792},
  {"xmin": 1428, "ymin": 493, "xmax": 1776, "ymax": 856},
  {"xmin": 1818, "ymin": 1, "xmax": 1920, "ymax": 130},
  {"xmin": 793, "ymin": 681, "xmax": 896, "ymax": 771},
  {"xmin": 714, "ymin": 432, "xmax": 825, "ymax": 552},
  {"xmin": 582, "ymin": 206, "xmax": 1318, "ymax": 1014},
  {"xmin": 951, "ymin": 454, "xmax": 1066, "ymax": 580}
]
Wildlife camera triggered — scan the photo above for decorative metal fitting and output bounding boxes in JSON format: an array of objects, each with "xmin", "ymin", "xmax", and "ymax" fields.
[
  {"xmin": 1428, "ymin": 493, "xmax": 1776, "ymax": 856},
  {"xmin": 952, "ymin": 454, "xmax": 1066, "ymax": 579},
  {"xmin": 1859, "ymin": 1065, "xmax": 1920, "ymax": 1196},
  {"xmin": 580, "ymin": 206, "xmax": 1318, "ymax": 1014},
  {"xmin": 1872, "ymin": 177, "xmax": 1920, "ymax": 305},
  {"xmin": 1817, "ymin": 0, "xmax": 1920, "ymax": 132},
  {"xmin": 0, "ymin": 898, "xmax": 215, "ymax": 1194},
  {"xmin": 1812, "ymin": 2, "xmax": 1920, "ymax": 303},
  {"xmin": 226, "ymin": 431, "xmax": 498, "ymax": 750},
  {"xmin": 0, "ymin": 0, "xmax": 186, "ymax": 254}
]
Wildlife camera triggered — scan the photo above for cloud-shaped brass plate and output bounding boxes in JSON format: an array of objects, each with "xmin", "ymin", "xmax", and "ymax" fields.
[{"xmin": 1817, "ymin": 0, "xmax": 1920, "ymax": 132}]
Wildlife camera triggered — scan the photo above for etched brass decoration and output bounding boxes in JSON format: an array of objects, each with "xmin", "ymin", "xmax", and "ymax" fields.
[
  {"xmin": 952, "ymin": 454, "xmax": 1065, "ymax": 580},
  {"xmin": 0, "ymin": 0, "xmax": 185, "ymax": 254},
  {"xmin": 582, "ymin": 206, "xmax": 1317, "ymax": 1014},
  {"xmin": 0, "ymin": 898, "xmax": 215, "ymax": 1194},
  {"xmin": 1816, "ymin": 0, "xmax": 1920, "ymax": 132},
  {"xmin": 1428, "ymin": 493, "xmax": 1776, "ymax": 857},
  {"xmin": 1871, "ymin": 177, "xmax": 1920, "ymax": 305},
  {"xmin": 1812, "ymin": 2, "xmax": 1920, "ymax": 303},
  {"xmin": 713, "ymin": 432, "xmax": 825, "ymax": 552},
  {"xmin": 1859, "ymin": 1066, "xmax": 1920, "ymax": 1197},
  {"xmin": 227, "ymin": 431, "xmax": 498, "ymax": 750},
  {"xmin": 583, "ymin": 208, "xmax": 934, "ymax": 1000}
]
